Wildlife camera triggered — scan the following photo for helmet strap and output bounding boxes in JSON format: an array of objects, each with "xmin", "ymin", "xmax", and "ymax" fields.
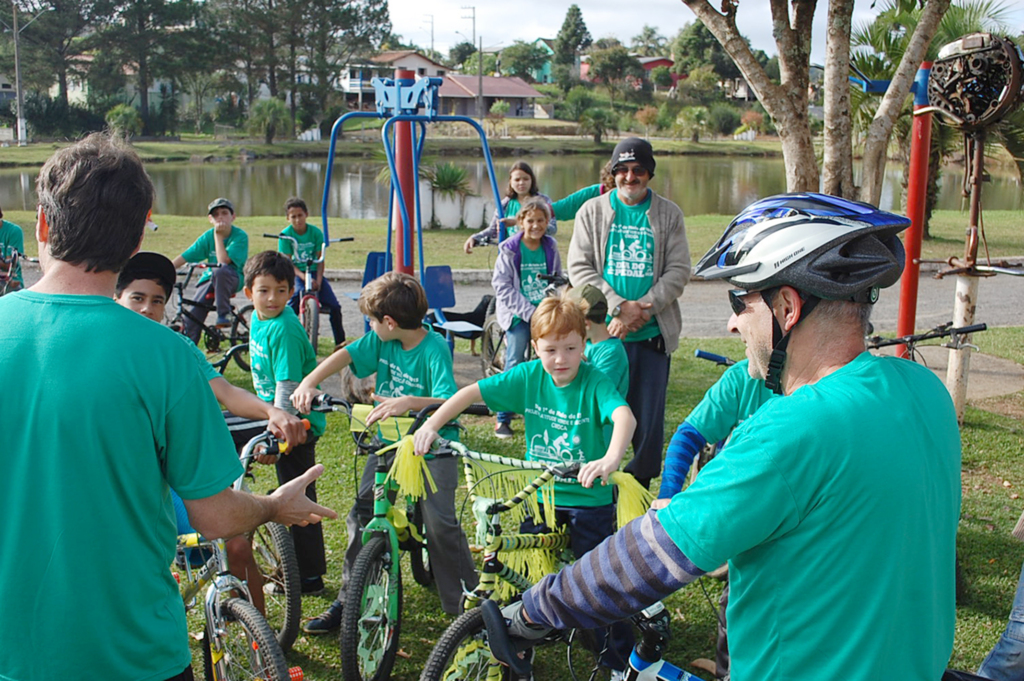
[{"xmin": 762, "ymin": 290, "xmax": 820, "ymax": 395}]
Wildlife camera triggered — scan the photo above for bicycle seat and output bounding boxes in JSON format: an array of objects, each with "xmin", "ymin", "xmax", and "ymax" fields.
[{"xmin": 481, "ymin": 600, "xmax": 535, "ymax": 678}]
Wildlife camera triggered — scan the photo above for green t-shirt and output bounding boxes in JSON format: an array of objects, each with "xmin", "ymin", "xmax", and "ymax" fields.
[
  {"xmin": 181, "ymin": 225, "xmax": 249, "ymax": 290},
  {"xmin": 249, "ymin": 306, "xmax": 327, "ymax": 437},
  {"xmin": 0, "ymin": 291, "xmax": 241, "ymax": 680},
  {"xmin": 519, "ymin": 241, "xmax": 548, "ymax": 306},
  {"xmin": 279, "ymin": 224, "xmax": 324, "ymax": 273},
  {"xmin": 0, "ymin": 219, "xmax": 24, "ymax": 286},
  {"xmin": 552, "ymin": 184, "xmax": 602, "ymax": 221},
  {"xmin": 658, "ymin": 353, "xmax": 960, "ymax": 681},
  {"xmin": 604, "ymin": 192, "xmax": 658, "ymax": 341},
  {"xmin": 479, "ymin": 360, "xmax": 627, "ymax": 507},
  {"xmin": 688, "ymin": 359, "xmax": 774, "ymax": 445},
  {"xmin": 345, "ymin": 326, "xmax": 459, "ymax": 443},
  {"xmin": 585, "ymin": 337, "xmax": 629, "ymax": 398}
]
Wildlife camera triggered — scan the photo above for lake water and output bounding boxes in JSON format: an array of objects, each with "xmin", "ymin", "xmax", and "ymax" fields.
[{"xmin": 0, "ymin": 154, "xmax": 1020, "ymax": 218}]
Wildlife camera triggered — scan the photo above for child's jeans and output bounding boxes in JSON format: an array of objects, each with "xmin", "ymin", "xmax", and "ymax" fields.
[
  {"xmin": 289, "ymin": 275, "xmax": 346, "ymax": 345},
  {"xmin": 183, "ymin": 266, "xmax": 239, "ymax": 343},
  {"xmin": 978, "ymin": 559, "xmax": 1024, "ymax": 680},
  {"xmin": 497, "ymin": 321, "xmax": 532, "ymax": 425},
  {"xmin": 520, "ymin": 503, "xmax": 635, "ymax": 671}
]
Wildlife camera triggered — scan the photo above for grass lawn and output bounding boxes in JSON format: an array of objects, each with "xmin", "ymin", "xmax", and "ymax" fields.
[
  {"xmin": 188, "ymin": 328, "xmax": 1024, "ymax": 679},
  {"xmin": 6, "ymin": 209, "xmax": 1023, "ymax": 269}
]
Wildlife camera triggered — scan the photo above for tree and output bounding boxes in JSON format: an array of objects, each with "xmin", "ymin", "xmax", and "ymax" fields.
[
  {"xmin": 578, "ymin": 107, "xmax": 616, "ymax": 143},
  {"xmin": 448, "ymin": 41, "xmax": 476, "ymax": 68},
  {"xmin": 635, "ymin": 105, "xmax": 658, "ymax": 138},
  {"xmin": 587, "ymin": 46, "xmax": 643, "ymax": 110},
  {"xmin": 650, "ymin": 65, "xmax": 673, "ymax": 89},
  {"xmin": 562, "ymin": 85, "xmax": 594, "ymax": 121},
  {"xmin": 675, "ymin": 106, "xmax": 710, "ymax": 142},
  {"xmin": 631, "ymin": 25, "xmax": 667, "ymax": 56},
  {"xmin": 105, "ymin": 103, "xmax": 142, "ymax": 136},
  {"xmin": 678, "ymin": 64, "xmax": 721, "ymax": 105},
  {"xmin": 248, "ymin": 97, "xmax": 290, "ymax": 143},
  {"xmin": 671, "ymin": 22, "xmax": 740, "ymax": 81},
  {"xmin": 500, "ymin": 41, "xmax": 549, "ymax": 81},
  {"xmin": 487, "ymin": 99, "xmax": 509, "ymax": 137},
  {"xmin": 709, "ymin": 102, "xmax": 741, "ymax": 135},
  {"xmin": 553, "ymin": 4, "xmax": 591, "ymax": 66},
  {"xmin": 679, "ymin": 0, "xmax": 951, "ymax": 199}
]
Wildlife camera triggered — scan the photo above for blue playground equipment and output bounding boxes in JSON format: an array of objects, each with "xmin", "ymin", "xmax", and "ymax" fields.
[{"xmin": 321, "ymin": 74, "xmax": 507, "ymax": 348}]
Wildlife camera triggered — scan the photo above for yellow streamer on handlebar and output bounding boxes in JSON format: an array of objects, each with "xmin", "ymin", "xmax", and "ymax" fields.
[
  {"xmin": 386, "ymin": 436, "xmax": 438, "ymax": 498},
  {"xmin": 610, "ymin": 471, "xmax": 655, "ymax": 529}
]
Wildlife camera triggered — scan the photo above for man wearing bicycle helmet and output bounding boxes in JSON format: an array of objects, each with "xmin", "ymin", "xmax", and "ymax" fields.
[{"xmin": 494, "ymin": 193, "xmax": 961, "ymax": 681}]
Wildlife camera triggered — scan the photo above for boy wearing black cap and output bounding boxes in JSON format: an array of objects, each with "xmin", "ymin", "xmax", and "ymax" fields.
[
  {"xmin": 172, "ymin": 197, "xmax": 249, "ymax": 343},
  {"xmin": 569, "ymin": 284, "xmax": 629, "ymax": 398}
]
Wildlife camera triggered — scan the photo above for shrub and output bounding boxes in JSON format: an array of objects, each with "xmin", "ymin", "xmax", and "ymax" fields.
[
  {"xmin": 708, "ymin": 103, "xmax": 741, "ymax": 137},
  {"xmin": 106, "ymin": 104, "xmax": 143, "ymax": 138},
  {"xmin": 562, "ymin": 86, "xmax": 595, "ymax": 122}
]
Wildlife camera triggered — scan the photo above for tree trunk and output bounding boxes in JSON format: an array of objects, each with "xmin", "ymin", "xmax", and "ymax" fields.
[
  {"xmin": 858, "ymin": 0, "xmax": 950, "ymax": 206},
  {"xmin": 822, "ymin": 0, "xmax": 855, "ymax": 197}
]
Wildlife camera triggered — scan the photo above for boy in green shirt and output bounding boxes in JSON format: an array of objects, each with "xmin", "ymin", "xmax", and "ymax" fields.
[
  {"xmin": 0, "ymin": 203, "xmax": 24, "ymax": 291},
  {"xmin": 278, "ymin": 196, "xmax": 346, "ymax": 345},
  {"xmin": 291, "ymin": 272, "xmax": 478, "ymax": 633},
  {"xmin": 414, "ymin": 291, "xmax": 637, "ymax": 673},
  {"xmin": 172, "ymin": 197, "xmax": 249, "ymax": 343},
  {"xmin": 569, "ymin": 284, "xmax": 629, "ymax": 398},
  {"xmin": 244, "ymin": 250, "xmax": 328, "ymax": 595}
]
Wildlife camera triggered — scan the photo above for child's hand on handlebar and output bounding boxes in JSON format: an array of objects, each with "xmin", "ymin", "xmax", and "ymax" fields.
[
  {"xmin": 578, "ymin": 456, "xmax": 619, "ymax": 488},
  {"xmin": 413, "ymin": 428, "xmax": 440, "ymax": 457},
  {"xmin": 463, "ymin": 235, "xmax": 477, "ymax": 254},
  {"xmin": 290, "ymin": 385, "xmax": 322, "ymax": 414},
  {"xmin": 365, "ymin": 392, "xmax": 411, "ymax": 426}
]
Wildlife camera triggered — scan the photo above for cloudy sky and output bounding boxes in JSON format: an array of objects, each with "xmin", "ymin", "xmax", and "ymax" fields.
[{"xmin": 387, "ymin": 0, "xmax": 1024, "ymax": 66}]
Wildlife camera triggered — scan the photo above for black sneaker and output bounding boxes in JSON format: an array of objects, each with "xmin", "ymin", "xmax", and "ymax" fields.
[
  {"xmin": 494, "ymin": 422, "xmax": 514, "ymax": 439},
  {"xmin": 303, "ymin": 601, "xmax": 343, "ymax": 634},
  {"xmin": 301, "ymin": 576, "xmax": 326, "ymax": 596}
]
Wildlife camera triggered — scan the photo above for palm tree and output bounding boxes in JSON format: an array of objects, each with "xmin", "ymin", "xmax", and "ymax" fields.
[
  {"xmin": 851, "ymin": 0, "xmax": 1019, "ymax": 236},
  {"xmin": 578, "ymin": 107, "xmax": 617, "ymax": 144},
  {"xmin": 247, "ymin": 98, "xmax": 291, "ymax": 144}
]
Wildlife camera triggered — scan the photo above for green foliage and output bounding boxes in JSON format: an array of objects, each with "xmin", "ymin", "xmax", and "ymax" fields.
[
  {"xmin": 657, "ymin": 99, "xmax": 684, "ymax": 130},
  {"xmin": 24, "ymin": 93, "xmax": 104, "ymax": 139},
  {"xmin": 105, "ymin": 103, "xmax": 143, "ymax": 137},
  {"xmin": 635, "ymin": 105, "xmax": 659, "ymax": 137},
  {"xmin": 678, "ymin": 65, "xmax": 722, "ymax": 106},
  {"xmin": 448, "ymin": 41, "xmax": 477, "ymax": 68},
  {"xmin": 551, "ymin": 63, "xmax": 581, "ymax": 93},
  {"xmin": 675, "ymin": 106, "xmax": 711, "ymax": 142},
  {"xmin": 562, "ymin": 86, "xmax": 595, "ymax": 122},
  {"xmin": 578, "ymin": 107, "xmax": 617, "ymax": 143},
  {"xmin": 553, "ymin": 4, "xmax": 592, "ymax": 66},
  {"xmin": 461, "ymin": 52, "xmax": 499, "ymax": 76},
  {"xmin": 588, "ymin": 46, "xmax": 644, "ymax": 109},
  {"xmin": 651, "ymin": 65, "xmax": 674, "ymax": 88},
  {"xmin": 426, "ymin": 162, "xmax": 473, "ymax": 198},
  {"xmin": 489, "ymin": 100, "xmax": 510, "ymax": 117},
  {"xmin": 671, "ymin": 21, "xmax": 741, "ymax": 81},
  {"xmin": 499, "ymin": 41, "xmax": 549, "ymax": 81},
  {"xmin": 708, "ymin": 103, "xmax": 741, "ymax": 136},
  {"xmin": 247, "ymin": 98, "xmax": 291, "ymax": 144},
  {"xmin": 631, "ymin": 25, "xmax": 667, "ymax": 57}
]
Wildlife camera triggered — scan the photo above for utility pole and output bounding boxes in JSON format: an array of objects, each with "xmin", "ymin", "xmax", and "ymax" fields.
[
  {"xmin": 461, "ymin": 6, "xmax": 475, "ymax": 46},
  {"xmin": 12, "ymin": 0, "xmax": 25, "ymax": 146},
  {"xmin": 424, "ymin": 14, "xmax": 434, "ymax": 56},
  {"xmin": 477, "ymin": 36, "xmax": 483, "ymax": 121}
]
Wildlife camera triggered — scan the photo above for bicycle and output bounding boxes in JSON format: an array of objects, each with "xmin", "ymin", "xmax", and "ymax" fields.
[
  {"xmin": 174, "ymin": 430, "xmax": 303, "ymax": 680},
  {"xmin": 170, "ymin": 263, "xmax": 254, "ymax": 371},
  {"xmin": 418, "ymin": 439, "xmax": 651, "ymax": 681},
  {"xmin": 266, "ymin": 232, "xmax": 353, "ymax": 352},
  {"xmin": 0, "ymin": 250, "xmax": 34, "ymax": 297},
  {"xmin": 865, "ymin": 321, "xmax": 988, "ymax": 363},
  {"xmin": 480, "ymin": 272, "xmax": 572, "ymax": 378},
  {"xmin": 308, "ymin": 395, "xmax": 489, "ymax": 681}
]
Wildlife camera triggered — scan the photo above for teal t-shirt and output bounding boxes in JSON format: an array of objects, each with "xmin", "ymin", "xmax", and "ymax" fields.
[
  {"xmin": 249, "ymin": 306, "xmax": 327, "ymax": 437},
  {"xmin": 345, "ymin": 326, "xmax": 459, "ymax": 443},
  {"xmin": 479, "ymin": 360, "xmax": 627, "ymax": 507},
  {"xmin": 604, "ymin": 192, "xmax": 658, "ymax": 341},
  {"xmin": 585, "ymin": 337, "xmax": 629, "ymax": 398},
  {"xmin": 182, "ymin": 332, "xmax": 221, "ymax": 382},
  {"xmin": 551, "ymin": 184, "xmax": 602, "ymax": 221},
  {"xmin": 279, "ymin": 224, "xmax": 324, "ymax": 273},
  {"xmin": 688, "ymin": 359, "xmax": 774, "ymax": 445},
  {"xmin": 519, "ymin": 241, "xmax": 548, "ymax": 306},
  {"xmin": 181, "ymin": 225, "xmax": 249, "ymax": 290},
  {"xmin": 0, "ymin": 219, "xmax": 24, "ymax": 286},
  {"xmin": 0, "ymin": 291, "xmax": 241, "ymax": 680},
  {"xmin": 658, "ymin": 353, "xmax": 960, "ymax": 681}
]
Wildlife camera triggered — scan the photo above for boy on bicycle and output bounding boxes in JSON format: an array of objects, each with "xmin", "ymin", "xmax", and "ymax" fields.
[
  {"xmin": 414, "ymin": 290, "xmax": 638, "ymax": 674},
  {"xmin": 278, "ymin": 196, "xmax": 346, "ymax": 346},
  {"xmin": 569, "ymin": 284, "xmax": 629, "ymax": 398},
  {"xmin": 0, "ymin": 203, "xmax": 24, "ymax": 292},
  {"xmin": 244, "ymin": 250, "xmax": 329, "ymax": 595},
  {"xmin": 172, "ymin": 197, "xmax": 249, "ymax": 343},
  {"xmin": 291, "ymin": 272, "xmax": 478, "ymax": 633}
]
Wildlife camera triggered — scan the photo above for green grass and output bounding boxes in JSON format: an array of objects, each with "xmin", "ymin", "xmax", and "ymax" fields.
[{"xmin": 6, "ymin": 209, "xmax": 1024, "ymax": 267}]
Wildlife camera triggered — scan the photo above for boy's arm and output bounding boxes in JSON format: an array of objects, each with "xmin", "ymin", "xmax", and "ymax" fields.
[
  {"xmin": 314, "ymin": 261, "xmax": 325, "ymax": 290},
  {"xmin": 172, "ymin": 254, "xmax": 187, "ymax": 268},
  {"xmin": 412, "ymin": 384, "xmax": 483, "ymax": 455},
  {"xmin": 291, "ymin": 347, "xmax": 352, "ymax": 412},
  {"xmin": 209, "ymin": 376, "xmax": 307, "ymax": 446},
  {"xmin": 578, "ymin": 405, "xmax": 635, "ymax": 488},
  {"xmin": 214, "ymin": 229, "xmax": 232, "ymax": 265}
]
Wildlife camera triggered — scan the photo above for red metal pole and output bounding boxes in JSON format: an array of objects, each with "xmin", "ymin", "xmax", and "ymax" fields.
[
  {"xmin": 392, "ymin": 69, "xmax": 416, "ymax": 276},
  {"xmin": 896, "ymin": 62, "xmax": 932, "ymax": 358}
]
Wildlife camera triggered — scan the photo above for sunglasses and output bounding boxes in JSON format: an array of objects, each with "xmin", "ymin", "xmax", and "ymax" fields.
[
  {"xmin": 728, "ymin": 289, "xmax": 752, "ymax": 315},
  {"xmin": 613, "ymin": 165, "xmax": 649, "ymax": 178}
]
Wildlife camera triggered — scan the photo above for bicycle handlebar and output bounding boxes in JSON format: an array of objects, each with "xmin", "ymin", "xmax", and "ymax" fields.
[
  {"xmin": 310, "ymin": 393, "xmax": 490, "ymax": 434},
  {"xmin": 694, "ymin": 349, "xmax": 736, "ymax": 367},
  {"xmin": 866, "ymin": 322, "xmax": 988, "ymax": 350}
]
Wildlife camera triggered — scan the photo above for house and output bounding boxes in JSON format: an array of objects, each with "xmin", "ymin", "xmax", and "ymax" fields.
[
  {"xmin": 437, "ymin": 75, "xmax": 545, "ymax": 118},
  {"xmin": 0, "ymin": 73, "xmax": 14, "ymax": 103},
  {"xmin": 530, "ymin": 39, "xmax": 556, "ymax": 84},
  {"xmin": 580, "ymin": 54, "xmax": 680, "ymax": 91},
  {"xmin": 339, "ymin": 51, "xmax": 449, "ymax": 110}
]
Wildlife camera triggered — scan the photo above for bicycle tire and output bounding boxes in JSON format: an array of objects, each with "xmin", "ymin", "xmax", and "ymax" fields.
[
  {"xmin": 408, "ymin": 501, "xmax": 434, "ymax": 587},
  {"xmin": 230, "ymin": 304, "xmax": 254, "ymax": 372},
  {"xmin": 419, "ymin": 606, "xmax": 510, "ymax": 681},
  {"xmin": 340, "ymin": 535, "xmax": 403, "ymax": 681},
  {"xmin": 302, "ymin": 296, "xmax": 320, "ymax": 353},
  {"xmin": 480, "ymin": 316, "xmax": 506, "ymax": 378},
  {"xmin": 202, "ymin": 597, "xmax": 290, "ymax": 681},
  {"xmin": 251, "ymin": 522, "xmax": 302, "ymax": 653}
]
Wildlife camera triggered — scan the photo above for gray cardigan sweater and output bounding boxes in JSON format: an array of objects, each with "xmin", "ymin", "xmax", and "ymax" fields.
[{"xmin": 567, "ymin": 190, "xmax": 691, "ymax": 354}]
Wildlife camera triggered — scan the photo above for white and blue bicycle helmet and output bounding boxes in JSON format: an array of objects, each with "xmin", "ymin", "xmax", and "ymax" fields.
[{"xmin": 695, "ymin": 193, "xmax": 910, "ymax": 392}]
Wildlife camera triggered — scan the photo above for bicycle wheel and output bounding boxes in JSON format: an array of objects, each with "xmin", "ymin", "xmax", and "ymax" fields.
[
  {"xmin": 302, "ymin": 296, "xmax": 320, "ymax": 353},
  {"xmin": 340, "ymin": 535, "xmax": 403, "ymax": 681},
  {"xmin": 419, "ymin": 606, "xmax": 509, "ymax": 681},
  {"xmin": 480, "ymin": 316, "xmax": 506, "ymax": 378},
  {"xmin": 230, "ymin": 304, "xmax": 254, "ymax": 371},
  {"xmin": 202, "ymin": 597, "xmax": 289, "ymax": 681},
  {"xmin": 251, "ymin": 522, "xmax": 302, "ymax": 653},
  {"xmin": 408, "ymin": 501, "xmax": 434, "ymax": 587}
]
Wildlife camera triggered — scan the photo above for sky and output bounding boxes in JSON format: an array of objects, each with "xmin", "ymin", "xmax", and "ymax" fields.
[{"xmin": 388, "ymin": 0, "xmax": 1024, "ymax": 66}]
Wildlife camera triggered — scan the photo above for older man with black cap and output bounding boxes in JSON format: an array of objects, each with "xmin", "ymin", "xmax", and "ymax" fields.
[{"xmin": 567, "ymin": 137, "xmax": 690, "ymax": 489}]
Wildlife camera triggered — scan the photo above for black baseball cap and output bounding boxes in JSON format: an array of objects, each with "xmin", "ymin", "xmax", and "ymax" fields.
[
  {"xmin": 610, "ymin": 137, "xmax": 656, "ymax": 177},
  {"xmin": 207, "ymin": 197, "xmax": 235, "ymax": 215},
  {"xmin": 568, "ymin": 284, "xmax": 609, "ymax": 322},
  {"xmin": 117, "ymin": 251, "xmax": 176, "ymax": 298}
]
